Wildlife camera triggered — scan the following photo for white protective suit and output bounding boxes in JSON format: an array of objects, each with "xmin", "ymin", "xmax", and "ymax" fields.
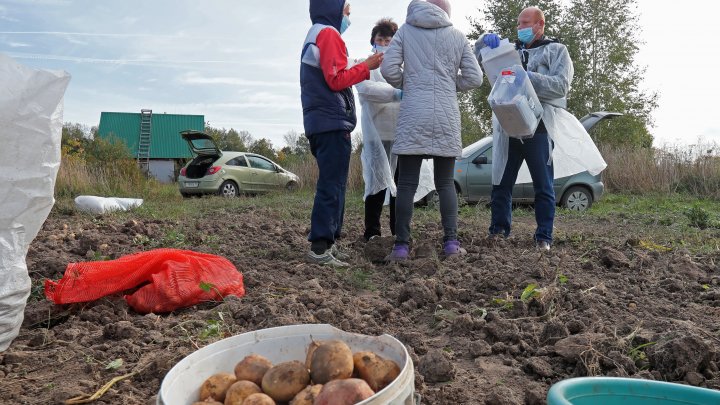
[
  {"xmin": 475, "ymin": 36, "xmax": 607, "ymax": 185},
  {"xmin": 356, "ymin": 64, "xmax": 435, "ymax": 203}
]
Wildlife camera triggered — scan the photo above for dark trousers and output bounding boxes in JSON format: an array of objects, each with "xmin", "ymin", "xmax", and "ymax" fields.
[
  {"xmin": 307, "ymin": 131, "xmax": 352, "ymax": 252},
  {"xmin": 395, "ymin": 155, "xmax": 457, "ymax": 244},
  {"xmin": 490, "ymin": 129, "xmax": 555, "ymax": 242},
  {"xmin": 363, "ymin": 169, "xmax": 398, "ymax": 241}
]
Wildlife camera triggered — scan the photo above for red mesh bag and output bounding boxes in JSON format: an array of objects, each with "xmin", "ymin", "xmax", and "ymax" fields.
[{"xmin": 45, "ymin": 249, "xmax": 245, "ymax": 313}]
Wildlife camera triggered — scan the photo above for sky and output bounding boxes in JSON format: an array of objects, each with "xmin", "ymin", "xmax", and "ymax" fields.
[{"xmin": 0, "ymin": 0, "xmax": 717, "ymax": 148}]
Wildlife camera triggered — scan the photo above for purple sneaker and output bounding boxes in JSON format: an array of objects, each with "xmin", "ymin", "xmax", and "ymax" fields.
[
  {"xmin": 385, "ymin": 244, "xmax": 410, "ymax": 262},
  {"xmin": 443, "ymin": 240, "xmax": 467, "ymax": 257}
]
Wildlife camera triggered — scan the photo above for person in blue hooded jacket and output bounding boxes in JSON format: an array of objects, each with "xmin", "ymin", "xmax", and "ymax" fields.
[{"xmin": 301, "ymin": 0, "xmax": 383, "ymax": 266}]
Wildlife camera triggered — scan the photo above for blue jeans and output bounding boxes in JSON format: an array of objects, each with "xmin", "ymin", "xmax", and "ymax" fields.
[
  {"xmin": 490, "ymin": 129, "xmax": 555, "ymax": 243},
  {"xmin": 307, "ymin": 131, "xmax": 352, "ymax": 250}
]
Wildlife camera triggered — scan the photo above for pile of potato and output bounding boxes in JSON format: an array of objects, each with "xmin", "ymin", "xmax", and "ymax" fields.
[{"xmin": 193, "ymin": 339, "xmax": 401, "ymax": 405}]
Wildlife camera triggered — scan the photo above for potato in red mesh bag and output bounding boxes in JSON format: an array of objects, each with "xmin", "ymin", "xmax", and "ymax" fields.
[{"xmin": 45, "ymin": 249, "xmax": 244, "ymax": 313}]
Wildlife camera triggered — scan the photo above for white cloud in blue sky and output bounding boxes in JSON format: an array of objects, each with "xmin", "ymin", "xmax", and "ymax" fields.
[{"xmin": 0, "ymin": 0, "xmax": 715, "ymax": 147}]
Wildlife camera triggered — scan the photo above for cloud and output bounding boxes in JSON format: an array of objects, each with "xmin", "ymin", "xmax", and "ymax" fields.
[
  {"xmin": 0, "ymin": 5, "xmax": 18, "ymax": 22},
  {"xmin": 179, "ymin": 73, "xmax": 296, "ymax": 88},
  {"xmin": 4, "ymin": 0, "xmax": 72, "ymax": 5},
  {"xmin": 0, "ymin": 31, "xmax": 235, "ymax": 40},
  {"xmin": 6, "ymin": 52, "xmax": 253, "ymax": 69},
  {"xmin": 8, "ymin": 42, "xmax": 29, "ymax": 48}
]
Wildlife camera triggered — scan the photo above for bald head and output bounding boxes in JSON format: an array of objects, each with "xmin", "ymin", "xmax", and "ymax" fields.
[
  {"xmin": 520, "ymin": 7, "xmax": 545, "ymax": 24},
  {"xmin": 427, "ymin": 0, "xmax": 451, "ymax": 16},
  {"xmin": 517, "ymin": 6, "xmax": 545, "ymax": 44}
]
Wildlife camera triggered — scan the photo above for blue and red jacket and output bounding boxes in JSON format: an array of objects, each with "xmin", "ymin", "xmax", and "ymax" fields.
[{"xmin": 301, "ymin": 0, "xmax": 369, "ymax": 136}]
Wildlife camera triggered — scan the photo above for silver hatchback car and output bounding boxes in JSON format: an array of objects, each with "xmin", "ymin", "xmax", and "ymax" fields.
[
  {"xmin": 178, "ymin": 130, "xmax": 300, "ymax": 198},
  {"xmin": 454, "ymin": 112, "xmax": 621, "ymax": 211}
]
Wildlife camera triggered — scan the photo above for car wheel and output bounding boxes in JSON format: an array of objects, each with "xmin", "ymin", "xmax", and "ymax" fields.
[
  {"xmin": 181, "ymin": 192, "xmax": 191, "ymax": 199},
  {"xmin": 562, "ymin": 186, "xmax": 593, "ymax": 211},
  {"xmin": 286, "ymin": 181, "xmax": 299, "ymax": 192},
  {"xmin": 218, "ymin": 180, "xmax": 239, "ymax": 197}
]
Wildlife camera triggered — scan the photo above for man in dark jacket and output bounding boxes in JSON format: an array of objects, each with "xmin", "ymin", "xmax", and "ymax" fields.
[{"xmin": 301, "ymin": 0, "xmax": 383, "ymax": 266}]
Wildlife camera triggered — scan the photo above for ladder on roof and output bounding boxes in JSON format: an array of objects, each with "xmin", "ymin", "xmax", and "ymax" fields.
[{"xmin": 137, "ymin": 109, "xmax": 152, "ymax": 174}]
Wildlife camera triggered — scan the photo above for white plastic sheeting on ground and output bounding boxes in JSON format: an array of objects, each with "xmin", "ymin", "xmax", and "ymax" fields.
[
  {"xmin": 74, "ymin": 196, "xmax": 144, "ymax": 214},
  {"xmin": 0, "ymin": 54, "xmax": 70, "ymax": 351}
]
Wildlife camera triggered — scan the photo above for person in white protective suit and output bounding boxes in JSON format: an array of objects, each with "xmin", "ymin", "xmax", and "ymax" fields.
[
  {"xmin": 475, "ymin": 6, "xmax": 606, "ymax": 251},
  {"xmin": 356, "ymin": 18, "xmax": 435, "ymax": 242}
]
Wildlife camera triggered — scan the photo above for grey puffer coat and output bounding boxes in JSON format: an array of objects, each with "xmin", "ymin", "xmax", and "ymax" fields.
[{"xmin": 380, "ymin": 0, "xmax": 483, "ymax": 157}]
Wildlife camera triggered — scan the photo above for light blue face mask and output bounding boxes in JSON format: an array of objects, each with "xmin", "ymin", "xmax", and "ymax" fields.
[
  {"xmin": 373, "ymin": 44, "xmax": 389, "ymax": 53},
  {"xmin": 518, "ymin": 27, "xmax": 535, "ymax": 44},
  {"xmin": 340, "ymin": 15, "xmax": 351, "ymax": 34}
]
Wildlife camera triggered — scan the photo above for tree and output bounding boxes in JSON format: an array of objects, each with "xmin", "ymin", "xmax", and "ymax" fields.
[
  {"xmin": 205, "ymin": 127, "xmax": 253, "ymax": 151},
  {"xmin": 249, "ymin": 138, "xmax": 277, "ymax": 160},
  {"xmin": 62, "ymin": 122, "xmax": 93, "ymax": 155},
  {"xmin": 560, "ymin": 0, "xmax": 657, "ymax": 147},
  {"xmin": 466, "ymin": 0, "xmax": 657, "ymax": 147},
  {"xmin": 283, "ymin": 130, "xmax": 311, "ymax": 156}
]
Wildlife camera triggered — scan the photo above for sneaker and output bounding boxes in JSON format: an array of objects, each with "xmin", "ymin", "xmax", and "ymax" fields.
[
  {"xmin": 385, "ymin": 244, "xmax": 409, "ymax": 262},
  {"xmin": 443, "ymin": 240, "xmax": 467, "ymax": 257},
  {"xmin": 537, "ymin": 240, "xmax": 551, "ymax": 251},
  {"xmin": 330, "ymin": 244, "xmax": 350, "ymax": 261},
  {"xmin": 307, "ymin": 250, "xmax": 349, "ymax": 267}
]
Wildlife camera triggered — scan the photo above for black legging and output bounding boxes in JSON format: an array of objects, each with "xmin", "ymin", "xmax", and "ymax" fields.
[{"xmin": 395, "ymin": 155, "xmax": 457, "ymax": 244}]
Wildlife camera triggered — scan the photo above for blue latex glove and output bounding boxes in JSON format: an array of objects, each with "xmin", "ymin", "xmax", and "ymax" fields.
[
  {"xmin": 526, "ymin": 71, "xmax": 534, "ymax": 80},
  {"xmin": 483, "ymin": 33, "xmax": 500, "ymax": 49}
]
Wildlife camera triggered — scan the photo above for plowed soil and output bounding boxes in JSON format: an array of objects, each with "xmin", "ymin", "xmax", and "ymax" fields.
[{"xmin": 2, "ymin": 196, "xmax": 719, "ymax": 404}]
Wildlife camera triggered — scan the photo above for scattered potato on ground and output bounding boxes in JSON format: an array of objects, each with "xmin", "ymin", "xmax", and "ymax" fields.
[
  {"xmin": 352, "ymin": 351, "xmax": 401, "ymax": 392},
  {"xmin": 234, "ymin": 354, "xmax": 273, "ymax": 387},
  {"xmin": 224, "ymin": 380, "xmax": 263, "ymax": 405},
  {"xmin": 314, "ymin": 378, "xmax": 375, "ymax": 405},
  {"xmin": 199, "ymin": 373, "xmax": 237, "ymax": 402},
  {"xmin": 243, "ymin": 393, "xmax": 276, "ymax": 405},
  {"xmin": 289, "ymin": 384, "xmax": 323, "ymax": 405},
  {"xmin": 261, "ymin": 360, "xmax": 311, "ymax": 402},
  {"xmin": 310, "ymin": 340, "xmax": 354, "ymax": 384}
]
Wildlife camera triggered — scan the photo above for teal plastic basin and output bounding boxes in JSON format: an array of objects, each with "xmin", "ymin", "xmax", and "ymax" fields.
[{"xmin": 547, "ymin": 377, "xmax": 720, "ymax": 405}]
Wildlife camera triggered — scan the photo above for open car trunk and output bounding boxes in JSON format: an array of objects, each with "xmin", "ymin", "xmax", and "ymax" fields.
[{"xmin": 185, "ymin": 155, "xmax": 219, "ymax": 179}]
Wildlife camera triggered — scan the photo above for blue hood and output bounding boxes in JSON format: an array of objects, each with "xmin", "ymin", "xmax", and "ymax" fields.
[{"xmin": 310, "ymin": 0, "xmax": 344, "ymax": 31}]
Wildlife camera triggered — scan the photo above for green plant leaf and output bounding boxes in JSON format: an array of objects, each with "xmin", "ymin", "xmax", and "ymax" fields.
[{"xmin": 521, "ymin": 284, "xmax": 540, "ymax": 302}]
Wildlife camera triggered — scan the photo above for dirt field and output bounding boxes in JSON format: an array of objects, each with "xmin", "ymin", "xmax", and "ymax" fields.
[{"xmin": 2, "ymin": 193, "xmax": 719, "ymax": 404}]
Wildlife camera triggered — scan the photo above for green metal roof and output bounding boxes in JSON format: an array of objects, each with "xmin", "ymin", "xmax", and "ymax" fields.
[{"xmin": 97, "ymin": 112, "xmax": 204, "ymax": 159}]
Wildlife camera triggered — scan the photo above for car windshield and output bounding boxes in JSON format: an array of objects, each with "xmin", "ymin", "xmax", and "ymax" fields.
[{"xmin": 461, "ymin": 138, "xmax": 491, "ymax": 158}]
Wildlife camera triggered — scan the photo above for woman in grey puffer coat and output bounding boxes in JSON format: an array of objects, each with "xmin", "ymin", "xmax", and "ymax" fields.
[{"xmin": 381, "ymin": 0, "xmax": 483, "ymax": 261}]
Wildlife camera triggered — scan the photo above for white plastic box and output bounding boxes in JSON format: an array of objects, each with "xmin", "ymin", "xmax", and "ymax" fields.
[
  {"xmin": 158, "ymin": 324, "xmax": 417, "ymax": 405},
  {"xmin": 488, "ymin": 66, "xmax": 544, "ymax": 138},
  {"xmin": 480, "ymin": 38, "xmax": 522, "ymax": 88}
]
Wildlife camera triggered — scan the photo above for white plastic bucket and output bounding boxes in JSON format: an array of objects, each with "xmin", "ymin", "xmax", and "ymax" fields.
[
  {"xmin": 158, "ymin": 324, "xmax": 416, "ymax": 405},
  {"xmin": 481, "ymin": 38, "xmax": 522, "ymax": 88}
]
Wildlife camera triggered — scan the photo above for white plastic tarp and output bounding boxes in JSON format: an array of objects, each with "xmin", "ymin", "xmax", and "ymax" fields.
[{"xmin": 0, "ymin": 54, "xmax": 71, "ymax": 351}]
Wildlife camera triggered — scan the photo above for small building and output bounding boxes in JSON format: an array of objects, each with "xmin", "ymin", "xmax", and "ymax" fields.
[{"xmin": 97, "ymin": 110, "xmax": 204, "ymax": 183}]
